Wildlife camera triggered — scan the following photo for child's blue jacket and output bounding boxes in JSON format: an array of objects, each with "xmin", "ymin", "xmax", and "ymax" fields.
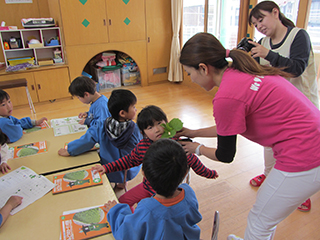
[
  {"xmin": 0, "ymin": 116, "xmax": 33, "ymax": 142},
  {"xmin": 67, "ymin": 119, "xmax": 142, "ymax": 183}
]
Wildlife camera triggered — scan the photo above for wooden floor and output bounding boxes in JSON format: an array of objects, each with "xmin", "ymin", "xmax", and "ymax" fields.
[{"xmin": 13, "ymin": 82, "xmax": 320, "ymax": 240}]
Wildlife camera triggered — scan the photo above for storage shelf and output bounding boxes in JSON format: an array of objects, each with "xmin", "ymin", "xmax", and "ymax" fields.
[{"xmin": 0, "ymin": 27, "xmax": 64, "ymax": 68}]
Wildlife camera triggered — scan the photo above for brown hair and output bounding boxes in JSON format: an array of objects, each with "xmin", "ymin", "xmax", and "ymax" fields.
[
  {"xmin": 249, "ymin": 1, "xmax": 295, "ymax": 27},
  {"xmin": 180, "ymin": 32, "xmax": 292, "ymax": 78}
]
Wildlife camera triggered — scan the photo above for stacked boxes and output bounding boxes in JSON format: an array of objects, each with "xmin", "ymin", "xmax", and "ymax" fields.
[
  {"xmin": 121, "ymin": 62, "xmax": 141, "ymax": 86},
  {"xmin": 94, "ymin": 67, "xmax": 121, "ymax": 90}
]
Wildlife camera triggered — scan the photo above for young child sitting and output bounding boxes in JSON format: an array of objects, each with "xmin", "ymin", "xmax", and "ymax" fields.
[
  {"xmin": 92, "ymin": 105, "xmax": 218, "ymax": 212},
  {"xmin": 0, "ymin": 196, "xmax": 23, "ymax": 228},
  {"xmin": 0, "ymin": 89, "xmax": 47, "ymax": 143},
  {"xmin": 104, "ymin": 138, "xmax": 202, "ymax": 239},
  {"xmin": 0, "ymin": 129, "xmax": 10, "ymax": 174},
  {"xmin": 69, "ymin": 76, "xmax": 110, "ymax": 127},
  {"xmin": 58, "ymin": 89, "xmax": 142, "ymax": 186}
]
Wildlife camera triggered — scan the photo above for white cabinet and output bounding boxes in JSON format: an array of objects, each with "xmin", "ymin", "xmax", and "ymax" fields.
[{"xmin": 0, "ymin": 27, "xmax": 64, "ymax": 67}]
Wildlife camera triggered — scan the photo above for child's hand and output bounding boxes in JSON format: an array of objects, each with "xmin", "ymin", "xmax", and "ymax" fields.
[
  {"xmin": 91, "ymin": 165, "xmax": 106, "ymax": 174},
  {"xmin": 213, "ymin": 171, "xmax": 219, "ymax": 179},
  {"xmin": 0, "ymin": 162, "xmax": 11, "ymax": 174},
  {"xmin": 7, "ymin": 196, "xmax": 23, "ymax": 210},
  {"xmin": 78, "ymin": 112, "xmax": 88, "ymax": 119},
  {"xmin": 78, "ymin": 118, "xmax": 86, "ymax": 125},
  {"xmin": 35, "ymin": 117, "xmax": 48, "ymax": 126},
  {"xmin": 58, "ymin": 148, "xmax": 70, "ymax": 156},
  {"xmin": 103, "ymin": 200, "xmax": 117, "ymax": 213}
]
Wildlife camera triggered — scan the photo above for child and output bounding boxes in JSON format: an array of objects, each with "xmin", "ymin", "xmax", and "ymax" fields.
[
  {"xmin": 104, "ymin": 139, "xmax": 202, "ymax": 239},
  {"xmin": 0, "ymin": 129, "xmax": 10, "ymax": 174},
  {"xmin": 0, "ymin": 89, "xmax": 47, "ymax": 143},
  {"xmin": 92, "ymin": 105, "xmax": 218, "ymax": 212},
  {"xmin": 58, "ymin": 89, "xmax": 142, "ymax": 185},
  {"xmin": 69, "ymin": 76, "xmax": 110, "ymax": 127},
  {"xmin": 0, "ymin": 196, "xmax": 23, "ymax": 228}
]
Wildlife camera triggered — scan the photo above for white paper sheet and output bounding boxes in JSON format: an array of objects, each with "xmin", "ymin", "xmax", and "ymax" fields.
[
  {"xmin": 50, "ymin": 116, "xmax": 88, "ymax": 136},
  {"xmin": 0, "ymin": 166, "xmax": 55, "ymax": 215}
]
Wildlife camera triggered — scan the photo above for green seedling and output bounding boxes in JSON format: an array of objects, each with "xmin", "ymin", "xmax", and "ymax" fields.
[{"xmin": 161, "ymin": 118, "xmax": 183, "ymax": 138}]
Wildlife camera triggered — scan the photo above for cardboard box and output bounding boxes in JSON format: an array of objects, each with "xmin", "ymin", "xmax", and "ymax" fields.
[
  {"xmin": 121, "ymin": 63, "xmax": 140, "ymax": 86},
  {"xmin": 38, "ymin": 59, "xmax": 53, "ymax": 66}
]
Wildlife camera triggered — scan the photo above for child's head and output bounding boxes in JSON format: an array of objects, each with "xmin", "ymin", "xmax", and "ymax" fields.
[
  {"xmin": 137, "ymin": 105, "xmax": 168, "ymax": 141},
  {"xmin": 0, "ymin": 90, "xmax": 13, "ymax": 117},
  {"xmin": 108, "ymin": 89, "xmax": 137, "ymax": 121},
  {"xmin": 142, "ymin": 138, "xmax": 188, "ymax": 198},
  {"xmin": 69, "ymin": 76, "xmax": 96, "ymax": 101},
  {"xmin": 0, "ymin": 129, "xmax": 9, "ymax": 146}
]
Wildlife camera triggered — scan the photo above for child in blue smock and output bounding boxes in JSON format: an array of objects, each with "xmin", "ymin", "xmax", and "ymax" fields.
[
  {"xmin": 0, "ymin": 90, "xmax": 47, "ymax": 143},
  {"xmin": 58, "ymin": 89, "xmax": 142, "ymax": 185},
  {"xmin": 104, "ymin": 139, "xmax": 202, "ymax": 240},
  {"xmin": 69, "ymin": 76, "xmax": 110, "ymax": 127}
]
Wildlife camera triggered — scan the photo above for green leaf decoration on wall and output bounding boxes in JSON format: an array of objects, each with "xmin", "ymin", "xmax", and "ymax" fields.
[
  {"xmin": 82, "ymin": 19, "xmax": 90, "ymax": 28},
  {"xmin": 124, "ymin": 17, "xmax": 131, "ymax": 25},
  {"xmin": 79, "ymin": 0, "xmax": 87, "ymax": 5},
  {"xmin": 123, "ymin": 0, "xmax": 130, "ymax": 4}
]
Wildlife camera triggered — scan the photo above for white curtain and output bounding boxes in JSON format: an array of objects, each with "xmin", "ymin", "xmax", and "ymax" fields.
[{"xmin": 168, "ymin": 0, "xmax": 183, "ymax": 82}]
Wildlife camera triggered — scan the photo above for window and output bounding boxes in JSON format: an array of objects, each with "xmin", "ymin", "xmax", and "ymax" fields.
[
  {"xmin": 307, "ymin": 0, "xmax": 320, "ymax": 52},
  {"xmin": 253, "ymin": 0, "xmax": 300, "ymax": 42},
  {"xmin": 182, "ymin": 0, "xmax": 240, "ymax": 49}
]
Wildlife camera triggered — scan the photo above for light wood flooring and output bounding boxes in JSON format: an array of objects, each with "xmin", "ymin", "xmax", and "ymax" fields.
[{"xmin": 12, "ymin": 82, "xmax": 320, "ymax": 240}]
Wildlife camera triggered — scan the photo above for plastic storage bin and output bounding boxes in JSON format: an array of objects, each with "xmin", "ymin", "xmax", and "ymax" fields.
[
  {"xmin": 95, "ymin": 67, "xmax": 121, "ymax": 90},
  {"xmin": 121, "ymin": 62, "xmax": 141, "ymax": 86}
]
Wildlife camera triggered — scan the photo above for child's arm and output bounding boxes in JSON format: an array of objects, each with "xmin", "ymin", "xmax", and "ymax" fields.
[
  {"xmin": 58, "ymin": 125, "xmax": 99, "ymax": 157},
  {"xmin": 0, "ymin": 118, "xmax": 24, "ymax": 142},
  {"xmin": 187, "ymin": 154, "xmax": 219, "ymax": 179},
  {"xmin": 34, "ymin": 117, "xmax": 48, "ymax": 126},
  {"xmin": 0, "ymin": 196, "xmax": 23, "ymax": 227},
  {"xmin": 0, "ymin": 143, "xmax": 11, "ymax": 173}
]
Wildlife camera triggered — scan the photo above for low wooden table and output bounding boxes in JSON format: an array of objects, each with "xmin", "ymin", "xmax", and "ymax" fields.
[
  {"xmin": 7, "ymin": 128, "xmax": 100, "ymax": 175},
  {"xmin": 0, "ymin": 165, "xmax": 117, "ymax": 240}
]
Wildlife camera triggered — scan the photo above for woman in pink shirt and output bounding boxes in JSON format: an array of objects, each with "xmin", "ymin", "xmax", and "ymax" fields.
[{"xmin": 178, "ymin": 32, "xmax": 320, "ymax": 240}]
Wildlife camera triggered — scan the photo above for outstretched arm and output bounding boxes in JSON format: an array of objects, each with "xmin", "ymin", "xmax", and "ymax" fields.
[
  {"xmin": 0, "ymin": 196, "xmax": 23, "ymax": 227},
  {"xmin": 175, "ymin": 126, "xmax": 218, "ymax": 138}
]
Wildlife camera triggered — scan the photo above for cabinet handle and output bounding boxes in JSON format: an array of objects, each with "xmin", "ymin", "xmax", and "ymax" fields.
[
  {"xmin": 31, "ymin": 85, "xmax": 35, "ymax": 90},
  {"xmin": 103, "ymin": 19, "xmax": 106, "ymax": 26},
  {"xmin": 38, "ymin": 84, "xmax": 41, "ymax": 90},
  {"xmin": 109, "ymin": 19, "xmax": 112, "ymax": 26},
  {"xmin": 148, "ymin": 37, "xmax": 150, "ymax": 43}
]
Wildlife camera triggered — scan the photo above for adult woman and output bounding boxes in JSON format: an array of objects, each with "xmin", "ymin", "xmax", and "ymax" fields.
[
  {"xmin": 248, "ymin": 1, "xmax": 319, "ymax": 212},
  {"xmin": 178, "ymin": 32, "xmax": 320, "ymax": 240}
]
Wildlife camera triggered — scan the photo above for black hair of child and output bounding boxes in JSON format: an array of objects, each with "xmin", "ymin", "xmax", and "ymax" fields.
[
  {"xmin": 108, "ymin": 89, "xmax": 137, "ymax": 121},
  {"xmin": 0, "ymin": 89, "xmax": 10, "ymax": 103},
  {"xmin": 142, "ymin": 138, "xmax": 188, "ymax": 198},
  {"xmin": 0, "ymin": 129, "xmax": 9, "ymax": 145},
  {"xmin": 137, "ymin": 105, "xmax": 168, "ymax": 136},
  {"xmin": 68, "ymin": 76, "xmax": 96, "ymax": 98}
]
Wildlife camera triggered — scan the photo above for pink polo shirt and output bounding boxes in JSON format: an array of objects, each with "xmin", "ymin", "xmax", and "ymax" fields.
[{"xmin": 213, "ymin": 68, "xmax": 320, "ymax": 172}]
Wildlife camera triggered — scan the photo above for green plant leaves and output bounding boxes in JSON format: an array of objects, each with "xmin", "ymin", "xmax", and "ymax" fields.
[{"xmin": 161, "ymin": 118, "xmax": 183, "ymax": 139}]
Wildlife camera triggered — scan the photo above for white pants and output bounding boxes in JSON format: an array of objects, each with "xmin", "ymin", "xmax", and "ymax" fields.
[
  {"xmin": 263, "ymin": 147, "xmax": 275, "ymax": 176},
  {"xmin": 244, "ymin": 165, "xmax": 320, "ymax": 240}
]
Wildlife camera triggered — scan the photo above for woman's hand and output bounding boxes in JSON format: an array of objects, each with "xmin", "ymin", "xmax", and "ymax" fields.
[
  {"xmin": 249, "ymin": 41, "xmax": 270, "ymax": 59},
  {"xmin": 58, "ymin": 148, "xmax": 70, "ymax": 156},
  {"xmin": 175, "ymin": 127, "xmax": 196, "ymax": 138},
  {"xmin": 35, "ymin": 117, "xmax": 48, "ymax": 126},
  {"xmin": 179, "ymin": 141, "xmax": 201, "ymax": 155},
  {"xmin": 91, "ymin": 164, "xmax": 106, "ymax": 174}
]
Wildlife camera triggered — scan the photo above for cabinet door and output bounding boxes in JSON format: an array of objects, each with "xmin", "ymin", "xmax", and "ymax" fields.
[
  {"xmin": 0, "ymin": 72, "xmax": 38, "ymax": 107},
  {"xmin": 146, "ymin": 0, "xmax": 172, "ymax": 83},
  {"xmin": 33, "ymin": 67, "xmax": 70, "ymax": 102},
  {"xmin": 59, "ymin": 0, "xmax": 109, "ymax": 46},
  {"xmin": 106, "ymin": 0, "xmax": 146, "ymax": 42}
]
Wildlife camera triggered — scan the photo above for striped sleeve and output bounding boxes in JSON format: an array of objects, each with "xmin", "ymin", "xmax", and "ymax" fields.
[
  {"xmin": 102, "ymin": 139, "xmax": 150, "ymax": 173},
  {"xmin": 187, "ymin": 154, "xmax": 217, "ymax": 178}
]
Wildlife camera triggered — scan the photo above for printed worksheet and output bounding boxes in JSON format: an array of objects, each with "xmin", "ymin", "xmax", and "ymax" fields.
[
  {"xmin": 50, "ymin": 116, "xmax": 88, "ymax": 136},
  {"xmin": 0, "ymin": 166, "xmax": 55, "ymax": 215}
]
